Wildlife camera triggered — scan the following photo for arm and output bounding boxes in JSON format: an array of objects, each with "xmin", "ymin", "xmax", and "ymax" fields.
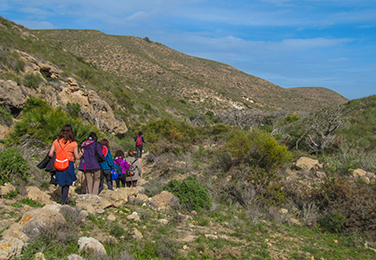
[
  {"xmin": 142, "ymin": 136, "xmax": 145, "ymax": 143},
  {"xmin": 48, "ymin": 144, "xmax": 55, "ymax": 157},
  {"xmin": 96, "ymin": 143, "xmax": 106, "ymax": 161},
  {"xmin": 74, "ymin": 146, "xmax": 83, "ymax": 160},
  {"xmin": 121, "ymin": 158, "xmax": 130, "ymax": 170}
]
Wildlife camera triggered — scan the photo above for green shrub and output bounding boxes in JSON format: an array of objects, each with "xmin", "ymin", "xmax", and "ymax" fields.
[
  {"xmin": 0, "ymin": 147, "xmax": 29, "ymax": 185},
  {"xmin": 23, "ymin": 73, "xmax": 42, "ymax": 89},
  {"xmin": 285, "ymin": 114, "xmax": 300, "ymax": 123},
  {"xmin": 3, "ymin": 189, "xmax": 18, "ymax": 199},
  {"xmin": 6, "ymin": 97, "xmax": 98, "ymax": 146},
  {"xmin": 226, "ymin": 128, "xmax": 292, "ymax": 169},
  {"xmin": 0, "ymin": 105, "xmax": 13, "ymax": 126},
  {"xmin": 164, "ymin": 175, "xmax": 211, "ymax": 211},
  {"xmin": 66, "ymin": 102, "xmax": 81, "ymax": 118},
  {"xmin": 146, "ymin": 118, "xmax": 197, "ymax": 143}
]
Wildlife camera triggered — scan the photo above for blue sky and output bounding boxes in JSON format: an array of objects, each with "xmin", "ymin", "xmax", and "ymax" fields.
[{"xmin": 1, "ymin": 0, "xmax": 375, "ymax": 100}]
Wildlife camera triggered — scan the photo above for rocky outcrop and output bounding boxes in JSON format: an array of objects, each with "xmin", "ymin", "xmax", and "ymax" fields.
[{"xmin": 0, "ymin": 76, "xmax": 127, "ymax": 136}]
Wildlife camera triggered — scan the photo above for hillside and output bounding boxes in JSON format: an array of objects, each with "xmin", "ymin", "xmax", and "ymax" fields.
[{"xmin": 33, "ymin": 29, "xmax": 348, "ymax": 113}]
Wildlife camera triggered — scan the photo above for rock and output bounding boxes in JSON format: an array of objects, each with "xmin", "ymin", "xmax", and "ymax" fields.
[
  {"xmin": 1, "ymin": 223, "xmax": 28, "ymax": 242},
  {"xmin": 290, "ymin": 218, "xmax": 301, "ymax": 226},
  {"xmin": 127, "ymin": 212, "xmax": 140, "ymax": 222},
  {"xmin": 295, "ymin": 157, "xmax": 320, "ymax": 171},
  {"xmin": 316, "ymin": 171, "xmax": 327, "ymax": 179},
  {"xmin": 0, "ymin": 183, "xmax": 16, "ymax": 197},
  {"xmin": 99, "ymin": 189, "xmax": 129, "ymax": 207},
  {"xmin": 20, "ymin": 205, "xmax": 67, "ymax": 238},
  {"xmin": 129, "ymin": 228, "xmax": 143, "ymax": 240},
  {"xmin": 75, "ymin": 194, "xmax": 112, "ymax": 214},
  {"xmin": 279, "ymin": 208, "xmax": 288, "ymax": 214},
  {"xmin": 77, "ymin": 237, "xmax": 107, "ymax": 256},
  {"xmin": 34, "ymin": 252, "xmax": 46, "ymax": 260},
  {"xmin": 67, "ymin": 254, "xmax": 85, "ymax": 260},
  {"xmin": 136, "ymin": 193, "xmax": 149, "ymax": 202},
  {"xmin": 0, "ymin": 80, "xmax": 28, "ymax": 110},
  {"xmin": 25, "ymin": 186, "xmax": 55, "ymax": 205},
  {"xmin": 361, "ymin": 176, "xmax": 370, "ymax": 184},
  {"xmin": 148, "ymin": 191, "xmax": 178, "ymax": 210},
  {"xmin": 0, "ymin": 237, "xmax": 24, "ymax": 260},
  {"xmin": 107, "ymin": 214, "xmax": 116, "ymax": 221},
  {"xmin": 352, "ymin": 169, "xmax": 367, "ymax": 177},
  {"xmin": 158, "ymin": 219, "xmax": 169, "ymax": 225}
]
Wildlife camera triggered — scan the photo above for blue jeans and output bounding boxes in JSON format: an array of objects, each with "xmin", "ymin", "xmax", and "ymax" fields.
[{"xmin": 99, "ymin": 169, "xmax": 113, "ymax": 194}]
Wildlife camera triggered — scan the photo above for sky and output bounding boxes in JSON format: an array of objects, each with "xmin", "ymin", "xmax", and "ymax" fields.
[{"xmin": 1, "ymin": 0, "xmax": 375, "ymax": 100}]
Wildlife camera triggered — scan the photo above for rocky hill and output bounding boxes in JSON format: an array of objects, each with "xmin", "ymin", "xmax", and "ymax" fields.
[{"xmin": 33, "ymin": 29, "xmax": 348, "ymax": 113}]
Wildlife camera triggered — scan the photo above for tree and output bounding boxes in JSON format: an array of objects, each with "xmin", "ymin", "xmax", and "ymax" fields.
[{"xmin": 296, "ymin": 106, "xmax": 344, "ymax": 154}]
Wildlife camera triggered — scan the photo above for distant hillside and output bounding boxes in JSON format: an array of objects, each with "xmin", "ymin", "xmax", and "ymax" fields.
[
  {"xmin": 289, "ymin": 87, "xmax": 348, "ymax": 106},
  {"xmin": 33, "ymin": 29, "xmax": 348, "ymax": 112}
]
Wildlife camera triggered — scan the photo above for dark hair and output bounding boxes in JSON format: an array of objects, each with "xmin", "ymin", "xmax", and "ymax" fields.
[
  {"xmin": 115, "ymin": 150, "xmax": 124, "ymax": 158},
  {"xmin": 100, "ymin": 138, "xmax": 109, "ymax": 148},
  {"xmin": 88, "ymin": 132, "xmax": 98, "ymax": 142},
  {"xmin": 58, "ymin": 124, "xmax": 75, "ymax": 143},
  {"xmin": 138, "ymin": 131, "xmax": 143, "ymax": 136},
  {"xmin": 128, "ymin": 150, "xmax": 134, "ymax": 157}
]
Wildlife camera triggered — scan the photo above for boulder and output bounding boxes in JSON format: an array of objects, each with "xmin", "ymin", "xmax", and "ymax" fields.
[
  {"xmin": 20, "ymin": 205, "xmax": 67, "ymax": 238},
  {"xmin": 1, "ymin": 223, "xmax": 28, "ymax": 242},
  {"xmin": 0, "ymin": 80, "xmax": 27, "ymax": 110},
  {"xmin": 99, "ymin": 189, "xmax": 129, "ymax": 207},
  {"xmin": 295, "ymin": 157, "xmax": 320, "ymax": 171},
  {"xmin": 75, "ymin": 194, "xmax": 112, "ymax": 214},
  {"xmin": 0, "ymin": 183, "xmax": 16, "ymax": 197},
  {"xmin": 25, "ymin": 186, "xmax": 55, "ymax": 205},
  {"xmin": 0, "ymin": 237, "xmax": 24, "ymax": 260},
  {"xmin": 352, "ymin": 169, "xmax": 367, "ymax": 177},
  {"xmin": 77, "ymin": 237, "xmax": 107, "ymax": 256},
  {"xmin": 148, "ymin": 191, "xmax": 178, "ymax": 210}
]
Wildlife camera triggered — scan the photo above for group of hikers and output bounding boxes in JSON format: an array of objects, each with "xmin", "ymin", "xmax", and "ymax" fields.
[{"xmin": 42, "ymin": 124, "xmax": 145, "ymax": 205}]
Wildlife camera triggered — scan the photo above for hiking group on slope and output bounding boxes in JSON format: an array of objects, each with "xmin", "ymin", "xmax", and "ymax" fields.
[{"xmin": 39, "ymin": 124, "xmax": 145, "ymax": 205}]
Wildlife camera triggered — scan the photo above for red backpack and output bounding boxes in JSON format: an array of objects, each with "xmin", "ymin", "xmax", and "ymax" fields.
[
  {"xmin": 136, "ymin": 136, "xmax": 142, "ymax": 146},
  {"xmin": 54, "ymin": 142, "xmax": 69, "ymax": 171}
]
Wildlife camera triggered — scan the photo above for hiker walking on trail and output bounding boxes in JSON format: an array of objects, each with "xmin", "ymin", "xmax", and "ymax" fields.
[
  {"xmin": 134, "ymin": 131, "xmax": 145, "ymax": 158},
  {"xmin": 125, "ymin": 150, "xmax": 142, "ymax": 187},
  {"xmin": 78, "ymin": 132, "xmax": 106, "ymax": 195},
  {"xmin": 48, "ymin": 124, "xmax": 83, "ymax": 205},
  {"xmin": 98, "ymin": 138, "xmax": 116, "ymax": 194},
  {"xmin": 114, "ymin": 150, "xmax": 130, "ymax": 188}
]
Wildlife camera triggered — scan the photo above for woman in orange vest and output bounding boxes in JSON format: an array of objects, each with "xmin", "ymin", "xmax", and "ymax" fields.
[{"xmin": 48, "ymin": 124, "xmax": 83, "ymax": 205}]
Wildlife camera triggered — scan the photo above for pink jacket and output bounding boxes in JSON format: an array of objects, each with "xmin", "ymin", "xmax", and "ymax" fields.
[{"xmin": 114, "ymin": 157, "xmax": 130, "ymax": 174}]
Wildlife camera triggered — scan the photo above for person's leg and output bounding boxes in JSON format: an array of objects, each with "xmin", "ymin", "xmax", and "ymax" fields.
[
  {"xmin": 98, "ymin": 169, "xmax": 104, "ymax": 194},
  {"xmin": 61, "ymin": 185, "xmax": 69, "ymax": 205},
  {"xmin": 105, "ymin": 170, "xmax": 113, "ymax": 190},
  {"xmin": 139, "ymin": 144, "xmax": 143, "ymax": 158},
  {"xmin": 85, "ymin": 171, "xmax": 94, "ymax": 194},
  {"xmin": 92, "ymin": 169, "xmax": 101, "ymax": 195},
  {"xmin": 132, "ymin": 180, "xmax": 137, "ymax": 187},
  {"xmin": 136, "ymin": 145, "xmax": 141, "ymax": 159}
]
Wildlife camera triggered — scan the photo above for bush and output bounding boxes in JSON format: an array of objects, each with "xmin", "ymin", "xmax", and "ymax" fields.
[
  {"xmin": 66, "ymin": 102, "xmax": 81, "ymax": 118},
  {"xmin": 0, "ymin": 105, "xmax": 13, "ymax": 126},
  {"xmin": 0, "ymin": 147, "xmax": 29, "ymax": 185},
  {"xmin": 23, "ymin": 73, "xmax": 42, "ymax": 89},
  {"xmin": 226, "ymin": 128, "xmax": 292, "ymax": 170},
  {"xmin": 6, "ymin": 97, "xmax": 98, "ymax": 146},
  {"xmin": 164, "ymin": 175, "xmax": 211, "ymax": 211},
  {"xmin": 285, "ymin": 114, "xmax": 300, "ymax": 123}
]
